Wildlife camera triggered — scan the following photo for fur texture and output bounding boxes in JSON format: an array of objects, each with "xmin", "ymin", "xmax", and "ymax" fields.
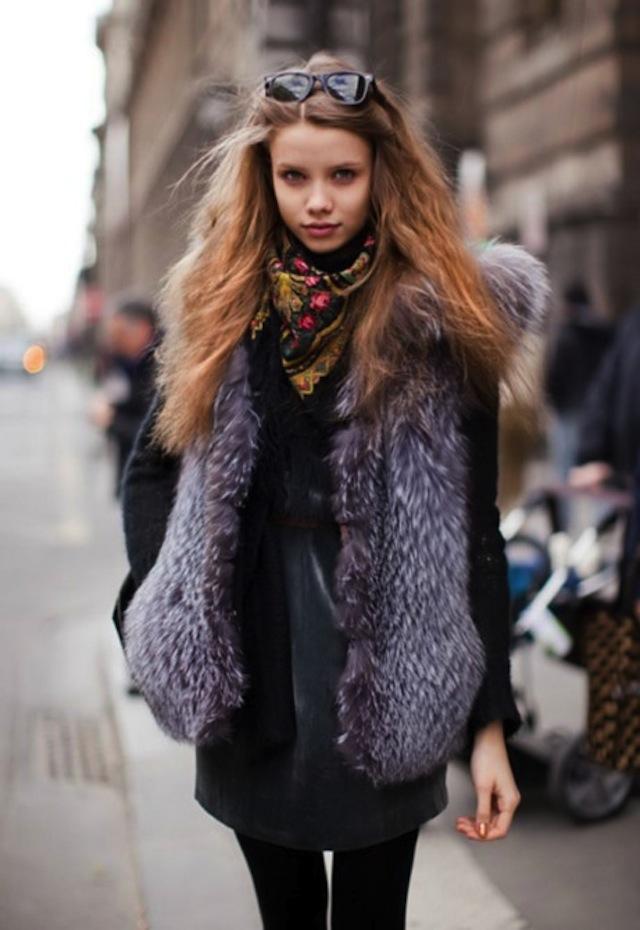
[
  {"xmin": 476, "ymin": 241, "xmax": 549, "ymax": 335},
  {"xmin": 124, "ymin": 243, "xmax": 549, "ymax": 785},
  {"xmin": 328, "ymin": 343, "xmax": 486, "ymax": 784},
  {"xmin": 123, "ymin": 346, "xmax": 260, "ymax": 743}
]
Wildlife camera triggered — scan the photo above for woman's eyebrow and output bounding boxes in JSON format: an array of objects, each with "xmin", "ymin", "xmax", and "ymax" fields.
[{"xmin": 275, "ymin": 160, "xmax": 365, "ymax": 171}]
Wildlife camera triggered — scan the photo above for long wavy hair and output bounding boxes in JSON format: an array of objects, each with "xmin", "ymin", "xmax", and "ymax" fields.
[{"xmin": 153, "ymin": 51, "xmax": 516, "ymax": 453}]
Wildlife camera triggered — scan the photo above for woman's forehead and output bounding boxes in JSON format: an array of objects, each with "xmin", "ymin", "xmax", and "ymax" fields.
[{"xmin": 269, "ymin": 122, "xmax": 371, "ymax": 166}]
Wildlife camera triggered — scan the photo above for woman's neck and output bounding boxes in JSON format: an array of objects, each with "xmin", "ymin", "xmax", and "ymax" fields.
[{"xmin": 287, "ymin": 223, "xmax": 372, "ymax": 273}]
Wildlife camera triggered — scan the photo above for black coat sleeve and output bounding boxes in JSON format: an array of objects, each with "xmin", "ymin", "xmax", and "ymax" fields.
[
  {"xmin": 463, "ymin": 394, "xmax": 521, "ymax": 740},
  {"xmin": 544, "ymin": 327, "xmax": 577, "ymax": 413},
  {"xmin": 633, "ymin": 454, "xmax": 640, "ymax": 606},
  {"xmin": 112, "ymin": 395, "xmax": 181, "ymax": 645},
  {"xmin": 575, "ymin": 334, "xmax": 621, "ymax": 467},
  {"xmin": 621, "ymin": 451, "xmax": 640, "ymax": 612},
  {"xmin": 121, "ymin": 394, "xmax": 181, "ymax": 584}
]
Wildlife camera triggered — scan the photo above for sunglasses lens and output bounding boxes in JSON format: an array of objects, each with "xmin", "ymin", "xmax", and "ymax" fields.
[
  {"xmin": 325, "ymin": 72, "xmax": 368, "ymax": 104},
  {"xmin": 268, "ymin": 73, "xmax": 313, "ymax": 102}
]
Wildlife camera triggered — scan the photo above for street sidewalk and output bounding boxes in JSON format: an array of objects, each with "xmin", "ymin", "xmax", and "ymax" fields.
[
  {"xmin": 0, "ymin": 615, "xmax": 145, "ymax": 930},
  {"xmin": 101, "ymin": 628, "xmax": 529, "ymax": 930}
]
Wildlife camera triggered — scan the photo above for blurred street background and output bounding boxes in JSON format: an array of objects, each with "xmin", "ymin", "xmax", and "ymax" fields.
[{"xmin": 1, "ymin": 2, "xmax": 640, "ymax": 928}]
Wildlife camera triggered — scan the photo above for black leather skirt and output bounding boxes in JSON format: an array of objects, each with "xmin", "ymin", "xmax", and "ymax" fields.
[{"xmin": 194, "ymin": 517, "xmax": 447, "ymax": 851}]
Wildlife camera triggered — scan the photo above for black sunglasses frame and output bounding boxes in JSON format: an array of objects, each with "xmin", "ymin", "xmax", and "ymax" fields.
[{"xmin": 263, "ymin": 70, "xmax": 376, "ymax": 106}]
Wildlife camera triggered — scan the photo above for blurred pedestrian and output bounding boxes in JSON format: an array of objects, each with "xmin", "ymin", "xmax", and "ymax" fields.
[
  {"xmin": 633, "ymin": 456, "xmax": 640, "ymax": 614},
  {"xmin": 570, "ymin": 303, "xmax": 640, "ymax": 492},
  {"xmin": 89, "ymin": 298, "xmax": 157, "ymax": 494},
  {"xmin": 113, "ymin": 53, "xmax": 549, "ymax": 928},
  {"xmin": 545, "ymin": 282, "xmax": 613, "ymax": 480}
]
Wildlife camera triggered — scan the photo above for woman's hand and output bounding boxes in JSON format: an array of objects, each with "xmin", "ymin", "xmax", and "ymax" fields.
[
  {"xmin": 455, "ymin": 721, "xmax": 521, "ymax": 842},
  {"xmin": 568, "ymin": 461, "xmax": 612, "ymax": 491},
  {"xmin": 88, "ymin": 394, "xmax": 115, "ymax": 430}
]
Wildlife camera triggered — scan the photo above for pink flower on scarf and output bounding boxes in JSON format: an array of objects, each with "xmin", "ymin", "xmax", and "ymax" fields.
[
  {"xmin": 299, "ymin": 313, "xmax": 316, "ymax": 330},
  {"xmin": 310, "ymin": 291, "xmax": 331, "ymax": 311},
  {"xmin": 304, "ymin": 275, "xmax": 321, "ymax": 286},
  {"xmin": 293, "ymin": 257, "xmax": 310, "ymax": 273}
]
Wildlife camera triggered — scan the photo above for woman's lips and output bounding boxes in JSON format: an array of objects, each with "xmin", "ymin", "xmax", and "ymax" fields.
[{"xmin": 303, "ymin": 223, "xmax": 340, "ymax": 239}]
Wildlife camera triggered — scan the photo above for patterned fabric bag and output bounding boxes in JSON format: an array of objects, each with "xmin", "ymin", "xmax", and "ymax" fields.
[{"xmin": 583, "ymin": 606, "xmax": 640, "ymax": 772}]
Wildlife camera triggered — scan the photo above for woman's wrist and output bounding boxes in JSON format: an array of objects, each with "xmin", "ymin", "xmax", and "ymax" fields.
[
  {"xmin": 459, "ymin": 717, "xmax": 521, "ymax": 842},
  {"xmin": 473, "ymin": 719, "xmax": 504, "ymax": 743}
]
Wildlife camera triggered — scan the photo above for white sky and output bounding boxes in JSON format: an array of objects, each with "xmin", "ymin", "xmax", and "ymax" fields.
[{"xmin": 0, "ymin": 0, "xmax": 111, "ymax": 332}]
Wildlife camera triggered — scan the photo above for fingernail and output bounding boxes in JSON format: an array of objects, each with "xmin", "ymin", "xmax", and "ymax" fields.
[{"xmin": 478, "ymin": 822, "xmax": 488, "ymax": 839}]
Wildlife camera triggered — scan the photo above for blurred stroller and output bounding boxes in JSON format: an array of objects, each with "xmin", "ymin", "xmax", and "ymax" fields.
[{"xmin": 502, "ymin": 483, "xmax": 637, "ymax": 822}]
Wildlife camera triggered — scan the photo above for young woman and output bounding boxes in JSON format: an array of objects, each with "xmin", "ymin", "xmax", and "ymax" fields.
[{"xmin": 114, "ymin": 53, "xmax": 549, "ymax": 929}]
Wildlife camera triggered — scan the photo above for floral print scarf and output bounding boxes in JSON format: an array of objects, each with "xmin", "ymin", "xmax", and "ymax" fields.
[{"xmin": 251, "ymin": 230, "xmax": 376, "ymax": 397}]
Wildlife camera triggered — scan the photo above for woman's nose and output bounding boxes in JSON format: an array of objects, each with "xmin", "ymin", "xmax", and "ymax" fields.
[{"xmin": 306, "ymin": 183, "xmax": 332, "ymax": 214}]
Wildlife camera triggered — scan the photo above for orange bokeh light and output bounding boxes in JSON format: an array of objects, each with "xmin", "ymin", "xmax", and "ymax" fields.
[{"xmin": 22, "ymin": 344, "xmax": 47, "ymax": 375}]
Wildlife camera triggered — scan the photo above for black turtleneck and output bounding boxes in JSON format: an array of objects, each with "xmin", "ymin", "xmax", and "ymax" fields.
[
  {"xmin": 247, "ymin": 223, "xmax": 371, "ymax": 524},
  {"xmin": 287, "ymin": 222, "xmax": 372, "ymax": 274}
]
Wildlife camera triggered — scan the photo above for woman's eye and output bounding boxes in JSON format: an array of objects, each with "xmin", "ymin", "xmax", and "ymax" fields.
[
  {"xmin": 334, "ymin": 168, "xmax": 355, "ymax": 181},
  {"xmin": 281, "ymin": 169, "xmax": 304, "ymax": 182}
]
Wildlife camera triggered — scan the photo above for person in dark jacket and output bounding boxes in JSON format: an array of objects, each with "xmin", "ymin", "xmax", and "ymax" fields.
[
  {"xmin": 113, "ymin": 53, "xmax": 549, "ymax": 929},
  {"xmin": 633, "ymin": 454, "xmax": 640, "ymax": 612},
  {"xmin": 620, "ymin": 450, "xmax": 640, "ymax": 615},
  {"xmin": 545, "ymin": 282, "xmax": 613, "ymax": 479},
  {"xmin": 90, "ymin": 298, "xmax": 157, "ymax": 494},
  {"xmin": 570, "ymin": 303, "xmax": 640, "ymax": 491}
]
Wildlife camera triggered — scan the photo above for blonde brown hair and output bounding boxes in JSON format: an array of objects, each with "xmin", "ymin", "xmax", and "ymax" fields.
[{"xmin": 154, "ymin": 51, "xmax": 516, "ymax": 453}]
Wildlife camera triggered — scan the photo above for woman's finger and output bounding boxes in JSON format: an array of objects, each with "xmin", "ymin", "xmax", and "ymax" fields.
[
  {"xmin": 456, "ymin": 824, "xmax": 488, "ymax": 842},
  {"xmin": 474, "ymin": 783, "xmax": 494, "ymax": 838},
  {"xmin": 455, "ymin": 818, "xmax": 480, "ymax": 840},
  {"xmin": 456, "ymin": 816, "xmax": 489, "ymax": 841},
  {"xmin": 482, "ymin": 814, "xmax": 510, "ymax": 840},
  {"xmin": 456, "ymin": 807, "xmax": 515, "ymax": 842},
  {"xmin": 484, "ymin": 784, "xmax": 520, "ymax": 837}
]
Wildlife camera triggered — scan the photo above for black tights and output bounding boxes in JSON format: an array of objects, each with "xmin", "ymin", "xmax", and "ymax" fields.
[{"xmin": 235, "ymin": 827, "xmax": 419, "ymax": 930}]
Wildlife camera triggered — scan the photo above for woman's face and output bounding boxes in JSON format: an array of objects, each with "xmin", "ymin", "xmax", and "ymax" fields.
[{"xmin": 269, "ymin": 122, "xmax": 373, "ymax": 253}]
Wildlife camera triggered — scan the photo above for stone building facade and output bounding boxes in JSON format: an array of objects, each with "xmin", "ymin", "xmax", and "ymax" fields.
[
  {"xmin": 481, "ymin": 0, "xmax": 640, "ymax": 317},
  {"xmin": 95, "ymin": 0, "xmax": 640, "ymax": 319}
]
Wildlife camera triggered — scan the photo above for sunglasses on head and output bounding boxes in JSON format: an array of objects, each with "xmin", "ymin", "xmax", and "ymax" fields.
[{"xmin": 263, "ymin": 70, "xmax": 375, "ymax": 106}]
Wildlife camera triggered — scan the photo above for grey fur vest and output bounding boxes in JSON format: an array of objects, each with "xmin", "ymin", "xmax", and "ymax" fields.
[{"xmin": 124, "ymin": 242, "xmax": 549, "ymax": 787}]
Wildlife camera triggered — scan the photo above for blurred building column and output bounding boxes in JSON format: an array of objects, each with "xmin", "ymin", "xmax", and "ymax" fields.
[{"xmin": 95, "ymin": 0, "xmax": 140, "ymax": 298}]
